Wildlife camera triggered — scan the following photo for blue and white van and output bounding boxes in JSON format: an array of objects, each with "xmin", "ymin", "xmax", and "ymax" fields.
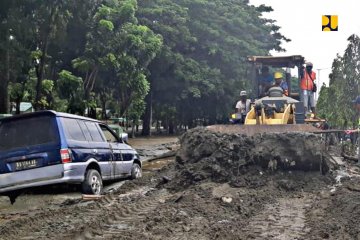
[{"xmin": 0, "ymin": 111, "xmax": 141, "ymax": 196}]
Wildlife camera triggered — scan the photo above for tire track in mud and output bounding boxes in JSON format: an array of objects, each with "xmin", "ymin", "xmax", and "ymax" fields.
[
  {"xmin": 71, "ymin": 188, "xmax": 169, "ymax": 240},
  {"xmin": 0, "ymin": 187, "xmax": 169, "ymax": 240},
  {"xmin": 243, "ymin": 196, "xmax": 312, "ymax": 240}
]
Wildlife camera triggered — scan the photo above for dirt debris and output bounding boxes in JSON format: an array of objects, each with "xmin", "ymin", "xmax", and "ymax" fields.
[
  {"xmin": 173, "ymin": 128, "xmax": 329, "ymax": 190},
  {"xmin": 1, "ymin": 129, "xmax": 360, "ymax": 240},
  {"xmin": 306, "ymin": 176, "xmax": 360, "ymax": 240}
]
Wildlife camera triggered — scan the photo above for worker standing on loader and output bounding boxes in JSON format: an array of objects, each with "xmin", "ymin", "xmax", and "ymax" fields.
[
  {"xmin": 300, "ymin": 62, "xmax": 317, "ymax": 117},
  {"xmin": 235, "ymin": 91, "xmax": 251, "ymax": 124}
]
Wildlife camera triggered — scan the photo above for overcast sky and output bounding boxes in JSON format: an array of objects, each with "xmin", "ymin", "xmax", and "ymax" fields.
[{"xmin": 250, "ymin": 0, "xmax": 360, "ymax": 87}]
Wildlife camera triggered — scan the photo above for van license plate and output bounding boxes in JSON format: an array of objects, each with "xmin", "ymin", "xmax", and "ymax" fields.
[{"xmin": 15, "ymin": 159, "xmax": 38, "ymax": 171}]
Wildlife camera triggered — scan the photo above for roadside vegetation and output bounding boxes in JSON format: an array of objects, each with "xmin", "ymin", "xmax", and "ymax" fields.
[
  {"xmin": 317, "ymin": 35, "xmax": 360, "ymax": 129},
  {"xmin": 0, "ymin": 0, "xmax": 287, "ymax": 135}
]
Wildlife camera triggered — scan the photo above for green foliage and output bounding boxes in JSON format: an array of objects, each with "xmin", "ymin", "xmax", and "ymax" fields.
[
  {"xmin": 317, "ymin": 35, "xmax": 360, "ymax": 128},
  {"xmin": 31, "ymin": 50, "xmax": 42, "ymax": 61},
  {"xmin": 127, "ymin": 97, "xmax": 146, "ymax": 123},
  {"xmin": 99, "ymin": 19, "xmax": 114, "ymax": 31},
  {"xmin": 72, "ymin": 58, "xmax": 91, "ymax": 72},
  {"xmin": 9, "ymin": 82, "xmax": 27, "ymax": 102},
  {"xmin": 290, "ymin": 76, "xmax": 300, "ymax": 93},
  {"xmin": 57, "ymin": 70, "xmax": 85, "ymax": 114},
  {"xmin": 137, "ymin": 0, "xmax": 287, "ymax": 127},
  {"xmin": 0, "ymin": 0, "xmax": 287, "ymax": 130},
  {"xmin": 42, "ymin": 79, "xmax": 54, "ymax": 94},
  {"xmin": 57, "ymin": 70, "xmax": 83, "ymax": 98},
  {"xmin": 70, "ymin": 0, "xmax": 162, "ymax": 120},
  {"xmin": 33, "ymin": 79, "xmax": 55, "ymax": 110}
]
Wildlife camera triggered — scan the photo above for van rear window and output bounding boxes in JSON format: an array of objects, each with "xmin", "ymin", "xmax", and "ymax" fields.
[{"xmin": 0, "ymin": 116, "xmax": 59, "ymax": 152}]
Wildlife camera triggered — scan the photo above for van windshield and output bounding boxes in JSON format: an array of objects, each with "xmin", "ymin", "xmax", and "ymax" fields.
[{"xmin": 0, "ymin": 116, "xmax": 59, "ymax": 152}]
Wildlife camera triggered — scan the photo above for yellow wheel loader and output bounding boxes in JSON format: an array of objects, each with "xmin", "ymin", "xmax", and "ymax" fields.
[
  {"xmin": 207, "ymin": 56, "xmax": 326, "ymax": 173},
  {"xmin": 244, "ymin": 96, "xmax": 299, "ymax": 125},
  {"xmin": 243, "ymin": 55, "xmax": 323, "ymax": 127}
]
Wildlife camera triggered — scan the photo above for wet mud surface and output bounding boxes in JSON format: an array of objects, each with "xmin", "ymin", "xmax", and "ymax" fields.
[
  {"xmin": 0, "ymin": 130, "xmax": 360, "ymax": 239},
  {"xmin": 129, "ymin": 136, "xmax": 179, "ymax": 161}
]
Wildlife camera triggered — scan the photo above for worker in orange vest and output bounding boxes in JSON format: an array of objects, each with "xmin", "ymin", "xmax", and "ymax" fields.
[{"xmin": 300, "ymin": 62, "xmax": 317, "ymax": 116}]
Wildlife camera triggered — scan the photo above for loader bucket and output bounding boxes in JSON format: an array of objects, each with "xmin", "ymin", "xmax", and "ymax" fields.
[
  {"xmin": 200, "ymin": 125, "xmax": 327, "ymax": 172},
  {"xmin": 206, "ymin": 124, "xmax": 321, "ymax": 136},
  {"xmin": 181, "ymin": 127, "xmax": 327, "ymax": 173}
]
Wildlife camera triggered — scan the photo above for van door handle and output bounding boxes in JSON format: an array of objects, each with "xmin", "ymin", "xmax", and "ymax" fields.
[{"xmin": 92, "ymin": 149, "xmax": 98, "ymax": 154}]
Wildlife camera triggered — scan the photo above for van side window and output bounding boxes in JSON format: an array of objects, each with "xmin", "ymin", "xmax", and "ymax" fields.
[
  {"xmin": 99, "ymin": 125, "xmax": 118, "ymax": 143},
  {"xmin": 85, "ymin": 122, "xmax": 104, "ymax": 142},
  {"xmin": 78, "ymin": 121, "xmax": 92, "ymax": 141},
  {"xmin": 61, "ymin": 118, "xmax": 86, "ymax": 141}
]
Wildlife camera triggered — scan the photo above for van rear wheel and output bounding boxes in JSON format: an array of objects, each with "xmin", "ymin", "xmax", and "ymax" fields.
[{"xmin": 82, "ymin": 169, "xmax": 103, "ymax": 195}]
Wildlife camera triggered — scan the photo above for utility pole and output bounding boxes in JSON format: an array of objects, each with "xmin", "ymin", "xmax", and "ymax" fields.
[
  {"xmin": 357, "ymin": 116, "xmax": 360, "ymax": 164},
  {"xmin": 358, "ymin": 75, "xmax": 360, "ymax": 163},
  {"xmin": 358, "ymin": 93, "xmax": 360, "ymax": 164},
  {"xmin": 315, "ymin": 67, "xmax": 331, "ymax": 100}
]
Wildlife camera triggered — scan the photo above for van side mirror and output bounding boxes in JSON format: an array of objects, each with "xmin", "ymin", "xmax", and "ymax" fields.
[{"xmin": 119, "ymin": 133, "xmax": 129, "ymax": 143}]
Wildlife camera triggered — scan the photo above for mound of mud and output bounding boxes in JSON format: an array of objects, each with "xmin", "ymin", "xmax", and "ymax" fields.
[
  {"xmin": 175, "ymin": 127, "xmax": 329, "ymax": 187},
  {"xmin": 0, "ymin": 129, "xmax": 341, "ymax": 240}
]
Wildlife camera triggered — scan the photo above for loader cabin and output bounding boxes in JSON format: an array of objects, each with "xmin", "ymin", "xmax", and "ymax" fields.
[{"xmin": 247, "ymin": 55, "xmax": 305, "ymax": 99}]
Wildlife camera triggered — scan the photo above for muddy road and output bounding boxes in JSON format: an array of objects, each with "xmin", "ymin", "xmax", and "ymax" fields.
[
  {"xmin": 0, "ymin": 136, "xmax": 178, "ymax": 217},
  {"xmin": 0, "ymin": 131, "xmax": 360, "ymax": 239}
]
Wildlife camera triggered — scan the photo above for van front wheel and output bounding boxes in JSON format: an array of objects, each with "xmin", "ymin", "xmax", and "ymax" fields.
[
  {"xmin": 131, "ymin": 163, "xmax": 142, "ymax": 179},
  {"xmin": 82, "ymin": 169, "xmax": 103, "ymax": 195}
]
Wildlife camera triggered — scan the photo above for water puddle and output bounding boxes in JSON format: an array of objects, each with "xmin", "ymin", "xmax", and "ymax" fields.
[{"xmin": 142, "ymin": 157, "xmax": 175, "ymax": 172}]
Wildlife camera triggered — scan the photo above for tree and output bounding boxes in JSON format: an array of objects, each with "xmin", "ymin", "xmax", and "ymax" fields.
[
  {"xmin": 57, "ymin": 70, "xmax": 85, "ymax": 114},
  {"xmin": 0, "ymin": 0, "xmax": 35, "ymax": 113},
  {"xmin": 9, "ymin": 82, "xmax": 28, "ymax": 114},
  {"xmin": 317, "ymin": 35, "xmax": 360, "ymax": 128},
  {"xmin": 0, "ymin": 0, "xmax": 286, "ymax": 133},
  {"xmin": 137, "ymin": 0, "xmax": 288, "ymax": 135},
  {"xmin": 31, "ymin": 0, "xmax": 72, "ymax": 110},
  {"xmin": 73, "ymin": 0, "xmax": 162, "ymax": 119}
]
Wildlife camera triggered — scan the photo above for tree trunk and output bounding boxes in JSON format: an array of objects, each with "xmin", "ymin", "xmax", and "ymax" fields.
[
  {"xmin": 101, "ymin": 94, "xmax": 107, "ymax": 120},
  {"xmin": 0, "ymin": 84, "xmax": 8, "ymax": 113},
  {"xmin": 84, "ymin": 67, "xmax": 98, "ymax": 101},
  {"xmin": 208, "ymin": 99, "xmax": 217, "ymax": 125},
  {"xmin": 156, "ymin": 120, "xmax": 160, "ymax": 132},
  {"xmin": 34, "ymin": 6, "xmax": 55, "ymax": 111},
  {"xmin": 88, "ymin": 107, "xmax": 96, "ymax": 119},
  {"xmin": 0, "ymin": 47, "xmax": 10, "ymax": 113},
  {"xmin": 101, "ymin": 104, "xmax": 106, "ymax": 120},
  {"xmin": 168, "ymin": 120, "xmax": 174, "ymax": 134},
  {"xmin": 131, "ymin": 120, "xmax": 136, "ymax": 138},
  {"xmin": 141, "ymin": 90, "xmax": 152, "ymax": 136},
  {"xmin": 0, "ymin": 74, "xmax": 8, "ymax": 113},
  {"xmin": 163, "ymin": 117, "xmax": 168, "ymax": 130},
  {"xmin": 34, "ymin": 38, "xmax": 49, "ymax": 111},
  {"xmin": 15, "ymin": 99, "xmax": 20, "ymax": 115}
]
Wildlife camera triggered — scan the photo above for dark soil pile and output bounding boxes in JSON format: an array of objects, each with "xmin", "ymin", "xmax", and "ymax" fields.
[{"xmin": 173, "ymin": 127, "xmax": 328, "ymax": 189}]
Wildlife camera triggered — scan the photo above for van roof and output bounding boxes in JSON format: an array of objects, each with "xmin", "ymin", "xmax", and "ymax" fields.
[{"xmin": 0, "ymin": 110, "xmax": 100, "ymax": 123}]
